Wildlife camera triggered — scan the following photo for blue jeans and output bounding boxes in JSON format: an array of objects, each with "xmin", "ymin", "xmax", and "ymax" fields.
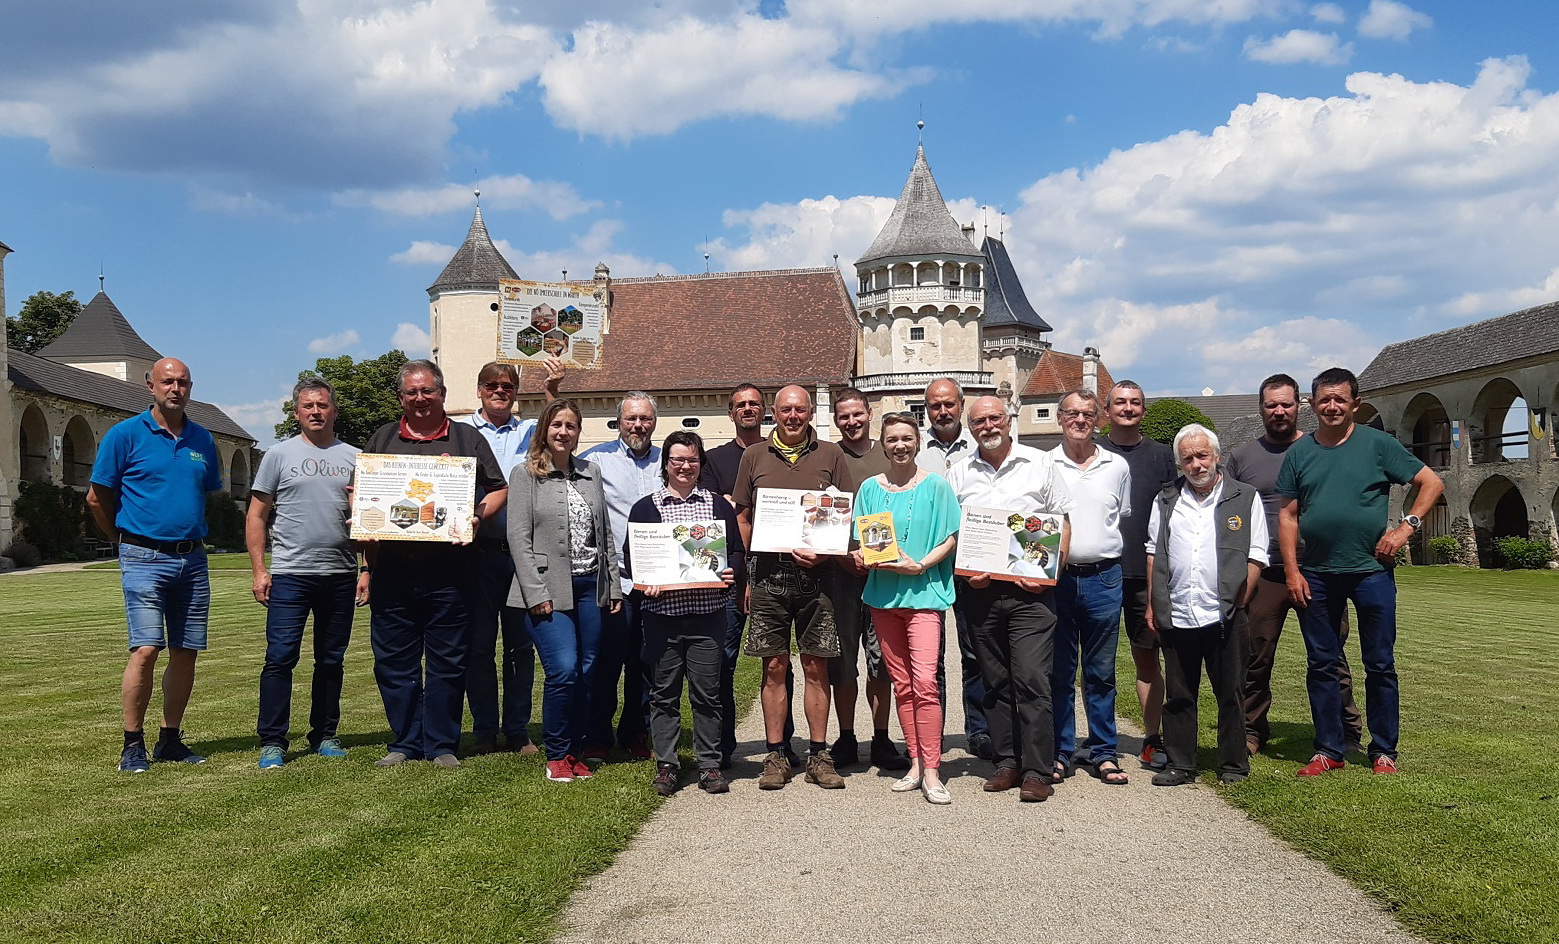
[
  {"xmin": 588, "ymin": 593, "xmax": 648, "ymax": 749},
  {"xmin": 369, "ymin": 559, "xmax": 474, "ymax": 759},
  {"xmin": 1299, "ymin": 569, "xmax": 1399, "ymax": 761},
  {"xmin": 119, "ymin": 543, "xmax": 210, "ymax": 650},
  {"xmin": 530, "ymin": 575, "xmax": 605, "ymax": 761},
  {"xmin": 1051, "ymin": 564, "xmax": 1124, "ymax": 764},
  {"xmin": 466, "ymin": 550, "xmax": 535, "ymax": 742},
  {"xmin": 257, "ymin": 572, "xmax": 355, "ymax": 750}
]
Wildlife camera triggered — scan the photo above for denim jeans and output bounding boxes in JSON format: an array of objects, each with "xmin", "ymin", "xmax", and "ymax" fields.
[
  {"xmin": 1298, "ymin": 569, "xmax": 1399, "ymax": 761},
  {"xmin": 530, "ymin": 575, "xmax": 605, "ymax": 761},
  {"xmin": 119, "ymin": 543, "xmax": 211, "ymax": 650},
  {"xmin": 1051, "ymin": 564, "xmax": 1124, "ymax": 764},
  {"xmin": 466, "ymin": 549, "xmax": 535, "ymax": 742},
  {"xmin": 588, "ymin": 594, "xmax": 647, "ymax": 749},
  {"xmin": 257, "ymin": 572, "xmax": 355, "ymax": 750}
]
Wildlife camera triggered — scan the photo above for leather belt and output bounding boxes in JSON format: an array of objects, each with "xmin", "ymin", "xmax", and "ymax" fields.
[
  {"xmin": 1064, "ymin": 557, "xmax": 1120, "ymax": 577},
  {"xmin": 119, "ymin": 531, "xmax": 201, "ymax": 555}
]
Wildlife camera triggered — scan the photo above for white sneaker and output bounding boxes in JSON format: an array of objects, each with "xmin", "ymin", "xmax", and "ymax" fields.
[{"xmin": 890, "ymin": 773, "xmax": 923, "ymax": 793}]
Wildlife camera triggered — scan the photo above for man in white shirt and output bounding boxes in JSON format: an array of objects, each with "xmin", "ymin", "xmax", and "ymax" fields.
[
  {"xmin": 1047, "ymin": 389, "xmax": 1132, "ymax": 786},
  {"xmin": 1145, "ymin": 423, "xmax": 1267, "ymax": 785},
  {"xmin": 947, "ymin": 396, "xmax": 1073, "ymax": 802}
]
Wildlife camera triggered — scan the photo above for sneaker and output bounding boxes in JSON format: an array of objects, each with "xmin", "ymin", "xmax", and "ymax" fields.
[
  {"xmin": 118, "ymin": 742, "xmax": 150, "ymax": 774},
  {"xmin": 758, "ymin": 750, "xmax": 792, "ymax": 790},
  {"xmin": 1152, "ymin": 767, "xmax": 1197, "ymax": 787},
  {"xmin": 375, "ymin": 751, "xmax": 410, "ymax": 767},
  {"xmin": 870, "ymin": 737, "xmax": 912, "ymax": 772},
  {"xmin": 314, "ymin": 738, "xmax": 347, "ymax": 758},
  {"xmin": 258, "ymin": 746, "xmax": 285, "ymax": 770},
  {"xmin": 804, "ymin": 749, "xmax": 846, "ymax": 789},
  {"xmin": 652, "ymin": 764, "xmax": 679, "ymax": 797},
  {"xmin": 1372, "ymin": 755, "xmax": 1399, "ymax": 775},
  {"xmin": 580, "ymin": 747, "xmax": 609, "ymax": 767},
  {"xmin": 698, "ymin": 767, "xmax": 730, "ymax": 794},
  {"xmin": 545, "ymin": 759, "xmax": 575, "ymax": 782},
  {"xmin": 569, "ymin": 754, "xmax": 594, "ymax": 779},
  {"xmin": 1297, "ymin": 753, "xmax": 1346, "ymax": 777},
  {"xmin": 153, "ymin": 737, "xmax": 206, "ymax": 765},
  {"xmin": 627, "ymin": 733, "xmax": 653, "ymax": 761},
  {"xmin": 830, "ymin": 732, "xmax": 860, "ymax": 768},
  {"xmin": 1138, "ymin": 735, "xmax": 1168, "ymax": 770},
  {"xmin": 431, "ymin": 753, "xmax": 461, "ymax": 768}
]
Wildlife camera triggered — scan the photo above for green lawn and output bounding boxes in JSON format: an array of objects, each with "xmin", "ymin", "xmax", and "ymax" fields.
[
  {"xmin": 0, "ymin": 562, "xmax": 759, "ymax": 944},
  {"xmin": 1121, "ymin": 567, "xmax": 1559, "ymax": 944}
]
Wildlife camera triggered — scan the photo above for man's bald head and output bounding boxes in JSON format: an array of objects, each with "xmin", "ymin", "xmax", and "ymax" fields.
[
  {"xmin": 772, "ymin": 385, "xmax": 814, "ymax": 445},
  {"xmin": 147, "ymin": 358, "xmax": 193, "ymax": 416}
]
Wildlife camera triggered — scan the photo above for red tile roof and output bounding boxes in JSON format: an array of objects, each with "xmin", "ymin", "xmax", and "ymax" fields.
[
  {"xmin": 520, "ymin": 268, "xmax": 858, "ymax": 395},
  {"xmin": 1021, "ymin": 350, "xmax": 1116, "ymax": 398}
]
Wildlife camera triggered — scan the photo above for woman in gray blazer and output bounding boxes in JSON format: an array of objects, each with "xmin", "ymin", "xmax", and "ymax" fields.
[{"xmin": 508, "ymin": 398, "xmax": 622, "ymax": 783}]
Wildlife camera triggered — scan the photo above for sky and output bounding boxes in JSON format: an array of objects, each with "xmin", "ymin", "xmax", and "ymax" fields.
[{"xmin": 5, "ymin": 0, "xmax": 1559, "ymax": 444}]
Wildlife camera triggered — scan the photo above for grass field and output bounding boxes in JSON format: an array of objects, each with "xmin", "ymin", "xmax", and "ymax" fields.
[
  {"xmin": 1118, "ymin": 567, "xmax": 1559, "ymax": 944},
  {"xmin": 0, "ymin": 555, "xmax": 760, "ymax": 944}
]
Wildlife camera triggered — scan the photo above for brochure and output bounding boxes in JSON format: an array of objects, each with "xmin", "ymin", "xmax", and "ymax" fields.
[
  {"xmin": 496, "ymin": 278, "xmax": 606, "ymax": 369},
  {"xmin": 627, "ymin": 519, "xmax": 730, "ymax": 590},
  {"xmin": 749, "ymin": 487, "xmax": 853, "ymax": 556},
  {"xmin": 856, "ymin": 512, "xmax": 902, "ymax": 566},
  {"xmin": 350, "ymin": 453, "xmax": 477, "ymax": 543},
  {"xmin": 953, "ymin": 505, "xmax": 1064, "ymax": 585}
]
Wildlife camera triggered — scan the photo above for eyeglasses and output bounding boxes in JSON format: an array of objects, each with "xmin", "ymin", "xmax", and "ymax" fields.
[
  {"xmin": 1060, "ymin": 410, "xmax": 1098, "ymax": 420},
  {"xmin": 482, "ymin": 382, "xmax": 517, "ymax": 392},
  {"xmin": 667, "ymin": 456, "xmax": 702, "ymax": 466},
  {"xmin": 401, "ymin": 387, "xmax": 442, "ymax": 398}
]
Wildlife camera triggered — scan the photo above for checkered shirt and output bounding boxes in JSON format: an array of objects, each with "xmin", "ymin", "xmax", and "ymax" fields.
[{"xmin": 641, "ymin": 487, "xmax": 731, "ymax": 617}]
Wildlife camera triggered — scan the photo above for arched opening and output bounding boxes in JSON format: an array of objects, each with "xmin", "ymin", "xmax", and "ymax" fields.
[
  {"xmin": 229, "ymin": 448, "xmax": 250, "ymax": 499},
  {"xmin": 942, "ymin": 262, "xmax": 962, "ymax": 286},
  {"xmin": 915, "ymin": 261, "xmax": 940, "ymax": 285},
  {"xmin": 61, "ymin": 416, "xmax": 96, "ymax": 488},
  {"xmin": 1355, "ymin": 402, "xmax": 1381, "ymax": 428},
  {"xmin": 1470, "ymin": 377, "xmax": 1527, "ymax": 464},
  {"xmin": 1469, "ymin": 475, "xmax": 1530, "ymax": 567},
  {"xmin": 1403, "ymin": 480, "xmax": 1449, "ymax": 564},
  {"xmin": 18, "ymin": 405, "xmax": 50, "ymax": 484},
  {"xmin": 891, "ymin": 263, "xmax": 914, "ymax": 287},
  {"xmin": 1399, "ymin": 392, "xmax": 1451, "ymax": 469},
  {"xmin": 964, "ymin": 263, "xmax": 982, "ymax": 288}
]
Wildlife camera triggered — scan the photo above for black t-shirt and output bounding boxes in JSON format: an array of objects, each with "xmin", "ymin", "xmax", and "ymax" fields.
[
  {"xmin": 700, "ymin": 439, "xmax": 752, "ymax": 499},
  {"xmin": 1097, "ymin": 435, "xmax": 1177, "ymax": 578},
  {"xmin": 362, "ymin": 419, "xmax": 506, "ymax": 569}
]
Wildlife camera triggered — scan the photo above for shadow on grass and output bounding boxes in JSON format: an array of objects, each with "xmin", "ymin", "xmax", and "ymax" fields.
[{"xmin": 190, "ymin": 730, "xmax": 395, "ymax": 756}]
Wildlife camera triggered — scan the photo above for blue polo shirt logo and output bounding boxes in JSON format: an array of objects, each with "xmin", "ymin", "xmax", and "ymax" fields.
[{"xmin": 188, "ymin": 450, "xmax": 207, "ymax": 463}]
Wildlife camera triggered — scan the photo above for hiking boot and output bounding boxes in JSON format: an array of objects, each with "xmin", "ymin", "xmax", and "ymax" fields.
[
  {"xmin": 652, "ymin": 764, "xmax": 679, "ymax": 797},
  {"xmin": 153, "ymin": 735, "xmax": 206, "ymax": 765},
  {"xmin": 258, "ymin": 746, "xmax": 285, "ymax": 770},
  {"xmin": 118, "ymin": 742, "xmax": 150, "ymax": 774},
  {"xmin": 1297, "ymin": 753, "xmax": 1346, "ymax": 777},
  {"xmin": 804, "ymin": 749, "xmax": 845, "ymax": 789},
  {"xmin": 870, "ymin": 737, "xmax": 912, "ymax": 772},
  {"xmin": 830, "ymin": 732, "xmax": 860, "ymax": 768},
  {"xmin": 698, "ymin": 767, "xmax": 730, "ymax": 794},
  {"xmin": 315, "ymin": 738, "xmax": 347, "ymax": 758},
  {"xmin": 758, "ymin": 751, "xmax": 793, "ymax": 790}
]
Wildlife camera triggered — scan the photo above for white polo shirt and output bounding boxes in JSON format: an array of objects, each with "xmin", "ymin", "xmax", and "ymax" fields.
[
  {"xmin": 1146, "ymin": 477, "xmax": 1269, "ymax": 629},
  {"xmin": 947, "ymin": 442, "xmax": 1074, "ymax": 519},
  {"xmin": 918, "ymin": 426, "xmax": 978, "ymax": 475},
  {"xmin": 1047, "ymin": 443, "xmax": 1130, "ymax": 564}
]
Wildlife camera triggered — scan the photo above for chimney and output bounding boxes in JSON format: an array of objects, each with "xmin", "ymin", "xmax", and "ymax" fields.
[
  {"xmin": 961, "ymin": 222, "xmax": 976, "ymax": 244},
  {"xmin": 1082, "ymin": 346, "xmax": 1099, "ymax": 395}
]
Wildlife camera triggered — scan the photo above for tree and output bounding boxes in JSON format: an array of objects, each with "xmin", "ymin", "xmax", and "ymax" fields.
[
  {"xmin": 1141, "ymin": 398, "xmax": 1216, "ymax": 444},
  {"xmin": 7, "ymin": 290, "xmax": 82, "ymax": 353},
  {"xmin": 274, "ymin": 350, "xmax": 410, "ymax": 446}
]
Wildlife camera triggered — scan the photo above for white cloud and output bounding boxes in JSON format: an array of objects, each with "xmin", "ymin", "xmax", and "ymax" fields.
[
  {"xmin": 1310, "ymin": 3, "xmax": 1346, "ymax": 24},
  {"xmin": 1243, "ymin": 29, "xmax": 1352, "ymax": 65},
  {"xmin": 307, "ymin": 329, "xmax": 361, "ymax": 355},
  {"xmin": 390, "ymin": 241, "xmax": 459, "ymax": 266},
  {"xmin": 391, "ymin": 323, "xmax": 432, "ymax": 357},
  {"xmin": 214, "ymin": 399, "xmax": 287, "ymax": 447},
  {"xmin": 335, "ymin": 174, "xmax": 600, "ymax": 220},
  {"xmin": 1443, "ymin": 266, "xmax": 1559, "ymax": 319},
  {"xmin": 1357, "ymin": 0, "xmax": 1432, "ymax": 41}
]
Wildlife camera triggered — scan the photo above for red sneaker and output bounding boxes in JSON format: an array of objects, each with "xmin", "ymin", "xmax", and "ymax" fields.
[
  {"xmin": 570, "ymin": 754, "xmax": 594, "ymax": 779},
  {"xmin": 1297, "ymin": 753, "xmax": 1346, "ymax": 777},
  {"xmin": 1372, "ymin": 756, "xmax": 1399, "ymax": 775},
  {"xmin": 545, "ymin": 759, "xmax": 574, "ymax": 782}
]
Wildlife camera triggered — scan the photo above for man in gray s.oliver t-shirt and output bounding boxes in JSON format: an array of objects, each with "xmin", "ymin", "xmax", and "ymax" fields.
[{"xmin": 245, "ymin": 378, "xmax": 367, "ymax": 768}]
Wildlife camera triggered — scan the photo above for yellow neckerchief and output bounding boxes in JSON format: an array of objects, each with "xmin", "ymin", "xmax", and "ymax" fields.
[{"xmin": 770, "ymin": 428, "xmax": 811, "ymax": 465}]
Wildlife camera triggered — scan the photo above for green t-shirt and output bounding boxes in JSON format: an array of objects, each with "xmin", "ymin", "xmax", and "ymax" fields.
[
  {"xmin": 854, "ymin": 473, "xmax": 961, "ymax": 610},
  {"xmin": 1275, "ymin": 424, "xmax": 1424, "ymax": 574}
]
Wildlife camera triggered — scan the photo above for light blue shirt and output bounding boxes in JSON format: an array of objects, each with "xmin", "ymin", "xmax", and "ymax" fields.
[
  {"xmin": 580, "ymin": 437, "xmax": 662, "ymax": 594},
  {"xmin": 465, "ymin": 411, "xmax": 536, "ymax": 534}
]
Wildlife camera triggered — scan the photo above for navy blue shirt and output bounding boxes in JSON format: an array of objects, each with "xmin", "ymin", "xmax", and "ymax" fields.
[{"xmin": 91, "ymin": 409, "xmax": 224, "ymax": 541}]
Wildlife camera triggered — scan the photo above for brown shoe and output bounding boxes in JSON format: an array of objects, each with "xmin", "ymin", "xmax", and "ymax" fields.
[
  {"xmin": 984, "ymin": 766, "xmax": 1023, "ymax": 792},
  {"xmin": 758, "ymin": 750, "xmax": 793, "ymax": 790},
  {"xmin": 1019, "ymin": 774, "xmax": 1054, "ymax": 802},
  {"xmin": 804, "ymin": 749, "xmax": 846, "ymax": 789}
]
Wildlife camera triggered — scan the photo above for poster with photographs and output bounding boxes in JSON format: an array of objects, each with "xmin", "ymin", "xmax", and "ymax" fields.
[
  {"xmin": 496, "ymin": 278, "xmax": 605, "ymax": 369},
  {"xmin": 953, "ymin": 505, "xmax": 1064, "ymax": 586},
  {"xmin": 350, "ymin": 453, "xmax": 478, "ymax": 543},
  {"xmin": 749, "ymin": 487, "xmax": 853, "ymax": 556},
  {"xmin": 627, "ymin": 519, "xmax": 730, "ymax": 590},
  {"xmin": 855, "ymin": 512, "xmax": 902, "ymax": 566}
]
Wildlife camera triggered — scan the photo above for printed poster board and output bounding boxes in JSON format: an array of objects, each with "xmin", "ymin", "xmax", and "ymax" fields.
[
  {"xmin": 496, "ymin": 278, "xmax": 605, "ymax": 369},
  {"xmin": 749, "ymin": 487, "xmax": 853, "ymax": 556},
  {"xmin": 856, "ymin": 512, "xmax": 901, "ymax": 566},
  {"xmin": 953, "ymin": 505, "xmax": 1064, "ymax": 586},
  {"xmin": 627, "ymin": 519, "xmax": 730, "ymax": 591},
  {"xmin": 350, "ymin": 453, "xmax": 477, "ymax": 543}
]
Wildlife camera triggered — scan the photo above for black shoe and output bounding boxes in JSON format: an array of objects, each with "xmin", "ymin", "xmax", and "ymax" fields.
[
  {"xmin": 468, "ymin": 736, "xmax": 498, "ymax": 756},
  {"xmin": 698, "ymin": 767, "xmax": 730, "ymax": 794},
  {"xmin": 830, "ymin": 732, "xmax": 860, "ymax": 768},
  {"xmin": 652, "ymin": 764, "xmax": 679, "ymax": 797},
  {"xmin": 1151, "ymin": 767, "xmax": 1197, "ymax": 787},
  {"xmin": 152, "ymin": 737, "xmax": 206, "ymax": 765},
  {"xmin": 870, "ymin": 738, "xmax": 912, "ymax": 772},
  {"xmin": 967, "ymin": 734, "xmax": 995, "ymax": 761},
  {"xmin": 1219, "ymin": 771, "xmax": 1249, "ymax": 784}
]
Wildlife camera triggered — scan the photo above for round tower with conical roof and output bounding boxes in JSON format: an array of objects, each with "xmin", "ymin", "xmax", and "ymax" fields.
[{"xmin": 427, "ymin": 204, "xmax": 520, "ymax": 415}]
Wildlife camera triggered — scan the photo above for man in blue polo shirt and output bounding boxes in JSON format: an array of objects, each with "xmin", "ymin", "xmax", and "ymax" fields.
[{"xmin": 88, "ymin": 358, "xmax": 225, "ymax": 773}]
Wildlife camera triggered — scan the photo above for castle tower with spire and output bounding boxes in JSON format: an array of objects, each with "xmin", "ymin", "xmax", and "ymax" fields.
[
  {"xmin": 427, "ymin": 203, "xmax": 520, "ymax": 414},
  {"xmin": 852, "ymin": 144, "xmax": 992, "ymax": 419}
]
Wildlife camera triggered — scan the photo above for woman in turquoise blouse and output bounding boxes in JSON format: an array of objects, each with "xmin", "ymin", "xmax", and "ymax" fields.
[{"xmin": 852, "ymin": 412, "xmax": 960, "ymax": 804}]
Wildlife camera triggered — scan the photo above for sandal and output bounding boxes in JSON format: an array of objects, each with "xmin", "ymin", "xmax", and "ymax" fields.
[
  {"xmin": 1050, "ymin": 759, "xmax": 1075, "ymax": 785},
  {"xmin": 1090, "ymin": 758, "xmax": 1129, "ymax": 785}
]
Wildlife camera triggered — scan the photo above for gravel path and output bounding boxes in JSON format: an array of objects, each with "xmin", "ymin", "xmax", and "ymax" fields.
[{"xmin": 557, "ymin": 656, "xmax": 1424, "ymax": 944}]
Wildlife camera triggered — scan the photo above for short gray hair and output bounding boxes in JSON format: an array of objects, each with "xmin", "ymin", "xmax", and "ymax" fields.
[
  {"xmin": 292, "ymin": 376, "xmax": 336, "ymax": 405},
  {"xmin": 618, "ymin": 391, "xmax": 658, "ymax": 418},
  {"xmin": 1172, "ymin": 423, "xmax": 1221, "ymax": 464},
  {"xmin": 923, "ymin": 377, "xmax": 964, "ymax": 401},
  {"xmin": 397, "ymin": 359, "xmax": 445, "ymax": 393}
]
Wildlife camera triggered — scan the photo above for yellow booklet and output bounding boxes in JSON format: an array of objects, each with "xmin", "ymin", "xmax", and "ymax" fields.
[{"xmin": 856, "ymin": 512, "xmax": 902, "ymax": 566}]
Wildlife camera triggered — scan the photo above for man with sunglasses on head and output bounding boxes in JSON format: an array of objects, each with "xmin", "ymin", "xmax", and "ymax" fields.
[{"xmin": 460, "ymin": 357, "xmax": 563, "ymax": 756}]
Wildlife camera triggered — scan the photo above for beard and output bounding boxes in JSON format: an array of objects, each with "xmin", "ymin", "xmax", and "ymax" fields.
[
  {"xmin": 1186, "ymin": 466, "xmax": 1218, "ymax": 490},
  {"xmin": 978, "ymin": 432, "xmax": 1005, "ymax": 451},
  {"xmin": 624, "ymin": 430, "xmax": 652, "ymax": 453}
]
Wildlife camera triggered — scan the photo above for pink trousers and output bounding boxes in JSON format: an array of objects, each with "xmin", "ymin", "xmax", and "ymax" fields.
[{"xmin": 870, "ymin": 607, "xmax": 944, "ymax": 769}]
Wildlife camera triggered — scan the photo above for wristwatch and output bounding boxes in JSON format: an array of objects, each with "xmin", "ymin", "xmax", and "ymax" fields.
[{"xmin": 1402, "ymin": 514, "xmax": 1422, "ymax": 530}]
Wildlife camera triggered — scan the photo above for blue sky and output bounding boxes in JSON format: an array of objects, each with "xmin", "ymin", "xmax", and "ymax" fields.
[{"xmin": 5, "ymin": 0, "xmax": 1559, "ymax": 443}]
